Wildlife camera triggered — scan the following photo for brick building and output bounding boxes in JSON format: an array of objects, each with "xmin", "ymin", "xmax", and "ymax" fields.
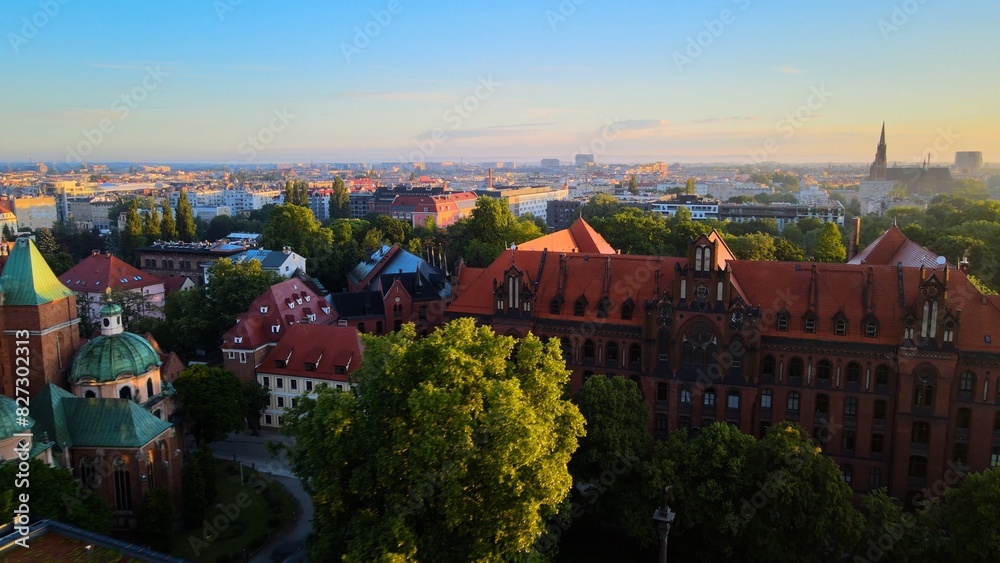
[{"xmin": 447, "ymin": 220, "xmax": 1000, "ymax": 504}]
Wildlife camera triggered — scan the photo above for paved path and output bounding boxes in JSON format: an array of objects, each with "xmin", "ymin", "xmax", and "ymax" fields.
[{"xmin": 209, "ymin": 430, "xmax": 312, "ymax": 563}]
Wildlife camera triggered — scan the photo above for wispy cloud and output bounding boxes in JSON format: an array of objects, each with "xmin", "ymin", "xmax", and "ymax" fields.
[
  {"xmin": 774, "ymin": 65, "xmax": 803, "ymax": 75},
  {"xmin": 616, "ymin": 119, "xmax": 670, "ymax": 131},
  {"xmin": 334, "ymin": 90, "xmax": 454, "ymax": 103}
]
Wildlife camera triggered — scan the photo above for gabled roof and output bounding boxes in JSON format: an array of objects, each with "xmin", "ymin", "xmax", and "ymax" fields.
[
  {"xmin": 518, "ymin": 218, "xmax": 617, "ymax": 254},
  {"xmin": 221, "ymin": 278, "xmax": 333, "ymax": 350},
  {"xmin": 0, "ymin": 395, "xmax": 34, "ymax": 439},
  {"xmin": 0, "ymin": 237, "xmax": 75, "ymax": 306},
  {"xmin": 849, "ymin": 225, "xmax": 945, "ymax": 268},
  {"xmin": 346, "ymin": 243, "xmax": 449, "ymax": 293},
  {"xmin": 257, "ymin": 324, "xmax": 363, "ymax": 380},
  {"xmin": 30, "ymin": 383, "xmax": 172, "ymax": 449},
  {"xmin": 60, "ymin": 251, "xmax": 165, "ymax": 293},
  {"xmin": 237, "ymin": 248, "xmax": 301, "ymax": 269}
]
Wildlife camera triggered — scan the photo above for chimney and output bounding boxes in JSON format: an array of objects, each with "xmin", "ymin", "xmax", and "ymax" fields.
[
  {"xmin": 488, "ymin": 168, "xmax": 494, "ymax": 190},
  {"xmin": 849, "ymin": 217, "xmax": 861, "ymax": 259},
  {"xmin": 283, "ymin": 246, "xmax": 291, "ymax": 255},
  {"xmin": 959, "ymin": 257, "xmax": 970, "ymax": 275}
]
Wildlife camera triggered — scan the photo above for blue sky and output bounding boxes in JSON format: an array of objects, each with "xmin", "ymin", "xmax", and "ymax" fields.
[{"xmin": 1, "ymin": 0, "xmax": 997, "ymax": 165}]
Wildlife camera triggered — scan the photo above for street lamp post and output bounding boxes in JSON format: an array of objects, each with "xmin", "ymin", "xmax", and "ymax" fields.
[{"xmin": 652, "ymin": 486, "xmax": 676, "ymax": 563}]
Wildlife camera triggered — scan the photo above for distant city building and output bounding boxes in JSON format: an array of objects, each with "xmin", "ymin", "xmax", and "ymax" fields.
[
  {"xmin": 402, "ymin": 192, "xmax": 478, "ymax": 228},
  {"xmin": 870, "ymin": 123, "xmax": 953, "ymax": 194},
  {"xmin": 60, "ymin": 251, "xmax": 167, "ymax": 320},
  {"xmin": 540, "ymin": 159, "xmax": 561, "ymax": 167},
  {"xmin": 575, "ymin": 154, "xmax": 595, "ymax": 167},
  {"xmin": 224, "ymin": 186, "xmax": 282, "ymax": 214},
  {"xmin": 11, "ymin": 196, "xmax": 57, "ymax": 230},
  {"xmin": 138, "ymin": 240, "xmax": 250, "ymax": 284},
  {"xmin": 232, "ymin": 247, "xmax": 307, "ymax": 282},
  {"xmin": 474, "ymin": 185, "xmax": 569, "ymax": 221},
  {"xmin": 191, "ymin": 205, "xmax": 231, "ymax": 221},
  {"xmin": 348, "ymin": 190, "xmax": 375, "ymax": 219},
  {"xmin": 651, "ymin": 195, "xmax": 720, "ymax": 220},
  {"xmin": 955, "ymin": 151, "xmax": 984, "ymax": 172},
  {"xmin": 870, "ymin": 122, "xmax": 888, "ymax": 181},
  {"xmin": 718, "ymin": 201, "xmax": 845, "ymax": 231},
  {"xmin": 547, "ymin": 200, "xmax": 584, "ymax": 231}
]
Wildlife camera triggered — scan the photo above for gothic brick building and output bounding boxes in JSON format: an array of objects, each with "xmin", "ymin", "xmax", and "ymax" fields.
[{"xmin": 447, "ymin": 219, "xmax": 1000, "ymax": 503}]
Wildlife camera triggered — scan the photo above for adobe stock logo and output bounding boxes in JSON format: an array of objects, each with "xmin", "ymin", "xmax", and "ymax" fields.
[{"xmin": 8, "ymin": 0, "xmax": 72, "ymax": 53}]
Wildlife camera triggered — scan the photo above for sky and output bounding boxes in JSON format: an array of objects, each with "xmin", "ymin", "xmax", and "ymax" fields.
[{"xmin": 1, "ymin": 0, "xmax": 998, "ymax": 166}]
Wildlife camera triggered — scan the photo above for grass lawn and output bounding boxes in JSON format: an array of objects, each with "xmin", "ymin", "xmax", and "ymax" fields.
[
  {"xmin": 3, "ymin": 533, "xmax": 142, "ymax": 562},
  {"xmin": 171, "ymin": 460, "xmax": 296, "ymax": 563}
]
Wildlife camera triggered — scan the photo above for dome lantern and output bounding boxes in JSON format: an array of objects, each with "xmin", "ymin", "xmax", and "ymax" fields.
[{"xmin": 99, "ymin": 303, "xmax": 124, "ymax": 336}]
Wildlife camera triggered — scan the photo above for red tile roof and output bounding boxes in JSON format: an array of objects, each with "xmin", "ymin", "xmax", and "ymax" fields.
[
  {"xmin": 257, "ymin": 324, "xmax": 362, "ymax": 380},
  {"xmin": 518, "ymin": 218, "xmax": 617, "ymax": 254},
  {"xmin": 849, "ymin": 225, "xmax": 945, "ymax": 267},
  {"xmin": 222, "ymin": 278, "xmax": 334, "ymax": 350},
  {"xmin": 61, "ymin": 252, "xmax": 164, "ymax": 292}
]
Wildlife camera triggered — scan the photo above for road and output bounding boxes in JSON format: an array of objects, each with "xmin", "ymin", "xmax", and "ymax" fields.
[{"xmin": 209, "ymin": 429, "xmax": 312, "ymax": 563}]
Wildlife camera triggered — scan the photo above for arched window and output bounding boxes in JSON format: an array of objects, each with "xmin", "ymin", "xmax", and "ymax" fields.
[
  {"xmin": 119, "ymin": 387, "xmax": 132, "ymax": 400},
  {"xmin": 815, "ymin": 394, "xmax": 829, "ymax": 415},
  {"xmin": 621, "ymin": 300, "xmax": 634, "ymax": 320},
  {"xmin": 865, "ymin": 320, "xmax": 878, "ymax": 338},
  {"xmin": 606, "ymin": 342, "xmax": 619, "ymax": 364},
  {"xmin": 80, "ymin": 457, "xmax": 96, "ymax": 488},
  {"xmin": 658, "ymin": 330, "xmax": 670, "ymax": 361},
  {"xmin": 816, "ymin": 359, "xmax": 832, "ymax": 382},
  {"xmin": 761, "ymin": 355, "xmax": 776, "ymax": 376},
  {"xmin": 113, "ymin": 456, "xmax": 132, "ymax": 511},
  {"xmin": 788, "ymin": 357, "xmax": 804, "ymax": 379},
  {"xmin": 911, "ymin": 422, "xmax": 930, "ymax": 444},
  {"xmin": 84, "ymin": 390, "xmax": 96, "ymax": 398},
  {"xmin": 845, "ymin": 362, "xmax": 861, "ymax": 384},
  {"xmin": 914, "ymin": 384, "xmax": 934, "ymax": 407},
  {"xmin": 146, "ymin": 378, "xmax": 154, "ymax": 399},
  {"xmin": 629, "ymin": 343, "xmax": 642, "ymax": 367},
  {"xmin": 682, "ymin": 341, "xmax": 693, "ymax": 365},
  {"xmin": 583, "ymin": 339, "xmax": 595, "ymax": 360},
  {"xmin": 875, "ymin": 364, "xmax": 890, "ymax": 386}
]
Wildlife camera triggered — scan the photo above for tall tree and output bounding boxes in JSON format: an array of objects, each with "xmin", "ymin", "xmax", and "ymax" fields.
[
  {"xmin": 175, "ymin": 191, "xmax": 197, "ymax": 243},
  {"xmin": 242, "ymin": 379, "xmax": 271, "ymax": 436},
  {"xmin": 35, "ymin": 227, "xmax": 60, "ymax": 254},
  {"xmin": 329, "ymin": 176, "xmax": 351, "ymax": 219},
  {"xmin": 281, "ymin": 319, "xmax": 585, "ymax": 561},
  {"xmin": 139, "ymin": 488, "xmax": 175, "ymax": 552},
  {"xmin": 160, "ymin": 200, "xmax": 177, "ymax": 240},
  {"xmin": 685, "ymin": 178, "xmax": 696, "ymax": 195},
  {"xmin": 143, "ymin": 203, "xmax": 162, "ymax": 242},
  {"xmin": 174, "ymin": 364, "xmax": 246, "ymax": 444},
  {"xmin": 812, "ymin": 222, "xmax": 847, "ymax": 262},
  {"xmin": 628, "ymin": 174, "xmax": 639, "ymax": 195},
  {"xmin": 260, "ymin": 204, "xmax": 333, "ymax": 258},
  {"xmin": 123, "ymin": 199, "xmax": 146, "ymax": 261}
]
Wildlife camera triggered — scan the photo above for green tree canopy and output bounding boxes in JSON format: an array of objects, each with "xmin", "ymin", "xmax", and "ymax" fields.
[
  {"xmin": 175, "ymin": 191, "xmax": 197, "ymax": 242},
  {"xmin": 329, "ymin": 176, "xmax": 350, "ymax": 219},
  {"xmin": 281, "ymin": 319, "xmax": 585, "ymax": 561},
  {"xmin": 0, "ymin": 459, "xmax": 112, "ymax": 534},
  {"xmin": 812, "ymin": 223, "xmax": 847, "ymax": 262},
  {"xmin": 160, "ymin": 200, "xmax": 177, "ymax": 240},
  {"xmin": 260, "ymin": 204, "xmax": 333, "ymax": 258},
  {"xmin": 174, "ymin": 365, "xmax": 247, "ymax": 444},
  {"xmin": 204, "ymin": 257, "xmax": 283, "ymax": 335}
]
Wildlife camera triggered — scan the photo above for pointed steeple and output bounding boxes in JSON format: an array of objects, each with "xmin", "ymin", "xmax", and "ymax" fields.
[
  {"xmin": 0, "ymin": 238, "xmax": 75, "ymax": 306},
  {"xmin": 869, "ymin": 122, "xmax": 888, "ymax": 181}
]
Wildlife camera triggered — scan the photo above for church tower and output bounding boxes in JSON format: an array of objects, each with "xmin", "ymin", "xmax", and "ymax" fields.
[
  {"xmin": 869, "ymin": 122, "xmax": 888, "ymax": 180},
  {"xmin": 0, "ymin": 238, "xmax": 81, "ymax": 396}
]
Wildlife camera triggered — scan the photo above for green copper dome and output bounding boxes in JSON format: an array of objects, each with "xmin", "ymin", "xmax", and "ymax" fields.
[{"xmin": 70, "ymin": 332, "xmax": 162, "ymax": 384}]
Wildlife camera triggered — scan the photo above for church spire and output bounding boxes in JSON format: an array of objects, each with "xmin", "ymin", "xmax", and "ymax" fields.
[{"xmin": 869, "ymin": 122, "xmax": 888, "ymax": 181}]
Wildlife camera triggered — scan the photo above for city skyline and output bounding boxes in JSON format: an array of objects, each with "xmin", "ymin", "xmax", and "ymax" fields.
[{"xmin": 2, "ymin": 0, "xmax": 997, "ymax": 165}]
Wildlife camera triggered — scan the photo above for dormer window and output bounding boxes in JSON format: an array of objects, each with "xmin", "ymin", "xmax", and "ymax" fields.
[
  {"xmin": 271, "ymin": 325, "xmax": 280, "ymax": 333},
  {"xmin": 322, "ymin": 307, "xmax": 331, "ymax": 314},
  {"xmin": 865, "ymin": 319, "xmax": 878, "ymax": 338},
  {"xmin": 260, "ymin": 306, "xmax": 269, "ymax": 314},
  {"xmin": 777, "ymin": 312, "xmax": 789, "ymax": 332},
  {"xmin": 835, "ymin": 318, "xmax": 847, "ymax": 336},
  {"xmin": 804, "ymin": 314, "xmax": 817, "ymax": 334},
  {"xmin": 574, "ymin": 297, "xmax": 587, "ymax": 317},
  {"xmin": 234, "ymin": 337, "xmax": 243, "ymax": 344},
  {"xmin": 943, "ymin": 320, "xmax": 955, "ymax": 343},
  {"xmin": 305, "ymin": 363, "xmax": 317, "ymax": 372},
  {"xmin": 275, "ymin": 359, "xmax": 287, "ymax": 368},
  {"xmin": 305, "ymin": 295, "xmax": 311, "ymax": 302},
  {"xmin": 287, "ymin": 301, "xmax": 295, "ymax": 309},
  {"xmin": 550, "ymin": 296, "xmax": 563, "ymax": 315},
  {"xmin": 621, "ymin": 299, "xmax": 634, "ymax": 321},
  {"xmin": 507, "ymin": 275, "xmax": 521, "ymax": 309},
  {"xmin": 296, "ymin": 298, "xmax": 303, "ymax": 305}
]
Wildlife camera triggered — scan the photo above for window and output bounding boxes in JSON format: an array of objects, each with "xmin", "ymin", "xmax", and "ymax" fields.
[
  {"xmin": 957, "ymin": 408, "xmax": 971, "ymax": 429},
  {"xmin": 992, "ymin": 447, "xmax": 1000, "ymax": 469},
  {"xmin": 873, "ymin": 400, "xmax": 887, "ymax": 421},
  {"xmin": 845, "ymin": 362, "xmax": 861, "ymax": 384},
  {"xmin": 761, "ymin": 389, "xmax": 772, "ymax": 409},
  {"xmin": 911, "ymin": 422, "xmax": 930, "ymax": 445},
  {"xmin": 276, "ymin": 378, "xmax": 284, "ymax": 389},
  {"xmin": 727, "ymin": 389, "xmax": 740, "ymax": 409},
  {"xmin": 865, "ymin": 320, "xmax": 878, "ymax": 338},
  {"xmin": 583, "ymin": 339, "xmax": 595, "ymax": 360},
  {"xmin": 842, "ymin": 429, "xmax": 856, "ymax": 452},
  {"xmin": 629, "ymin": 343, "xmax": 641, "ymax": 366},
  {"xmin": 262, "ymin": 376, "xmax": 270, "ymax": 388},
  {"xmin": 953, "ymin": 443, "xmax": 969, "ymax": 465},
  {"xmin": 835, "ymin": 318, "xmax": 847, "ymax": 336},
  {"xmin": 265, "ymin": 414, "xmax": 273, "ymax": 425},
  {"xmin": 120, "ymin": 387, "xmax": 132, "ymax": 400},
  {"xmin": 290, "ymin": 379, "xmax": 298, "ymax": 390},
  {"xmin": 841, "ymin": 464, "xmax": 853, "ymax": 485},
  {"xmin": 113, "ymin": 456, "xmax": 132, "ymax": 511},
  {"xmin": 228, "ymin": 351, "xmax": 236, "ymax": 360},
  {"xmin": 788, "ymin": 357, "xmax": 804, "ymax": 379},
  {"xmin": 291, "ymin": 398, "xmax": 298, "ymax": 409},
  {"xmin": 908, "ymin": 455, "xmax": 927, "ymax": 479},
  {"xmin": 146, "ymin": 378, "xmax": 153, "ymax": 399},
  {"xmin": 815, "ymin": 394, "xmax": 829, "ymax": 415},
  {"xmin": 80, "ymin": 457, "xmax": 96, "ymax": 488},
  {"xmin": 703, "ymin": 388, "xmax": 716, "ymax": 407},
  {"xmin": 844, "ymin": 397, "xmax": 858, "ymax": 417},
  {"xmin": 550, "ymin": 298, "xmax": 562, "ymax": 314},
  {"xmin": 875, "ymin": 365, "xmax": 890, "ymax": 386},
  {"xmin": 761, "ymin": 355, "xmax": 776, "ymax": 376},
  {"xmin": 680, "ymin": 386, "xmax": 692, "ymax": 404},
  {"xmin": 655, "ymin": 413, "xmax": 668, "ymax": 432},
  {"xmin": 376, "ymin": 321, "xmax": 383, "ymax": 334},
  {"xmin": 804, "ymin": 316, "xmax": 816, "ymax": 334},
  {"xmin": 657, "ymin": 383, "xmax": 669, "ymax": 402},
  {"xmin": 914, "ymin": 384, "xmax": 934, "ymax": 407},
  {"xmin": 959, "ymin": 371, "xmax": 975, "ymax": 394},
  {"xmin": 260, "ymin": 306, "xmax": 269, "ymax": 314},
  {"xmin": 305, "ymin": 381, "xmax": 313, "ymax": 392},
  {"xmin": 816, "ymin": 359, "xmax": 832, "ymax": 382},
  {"xmin": 358, "ymin": 322, "xmax": 365, "ymax": 334},
  {"xmin": 84, "ymin": 390, "xmax": 96, "ymax": 398},
  {"xmin": 621, "ymin": 301, "xmax": 634, "ymax": 320},
  {"xmin": 277, "ymin": 396, "xmax": 285, "ymax": 408},
  {"xmin": 606, "ymin": 342, "xmax": 619, "ymax": 363},
  {"xmin": 871, "ymin": 433, "xmax": 884, "ymax": 454},
  {"xmin": 777, "ymin": 313, "xmax": 789, "ymax": 332},
  {"xmin": 787, "ymin": 392, "xmax": 800, "ymax": 412},
  {"xmin": 271, "ymin": 325, "xmax": 280, "ymax": 334},
  {"xmin": 869, "ymin": 468, "xmax": 882, "ymax": 490},
  {"xmin": 574, "ymin": 298, "xmax": 586, "ymax": 316}
]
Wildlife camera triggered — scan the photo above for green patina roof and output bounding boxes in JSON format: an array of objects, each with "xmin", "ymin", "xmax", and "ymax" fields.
[
  {"xmin": 0, "ymin": 237, "xmax": 75, "ymax": 306},
  {"xmin": 70, "ymin": 332, "xmax": 162, "ymax": 384},
  {"xmin": 0, "ymin": 395, "xmax": 34, "ymax": 440},
  {"xmin": 30, "ymin": 383, "xmax": 172, "ymax": 449}
]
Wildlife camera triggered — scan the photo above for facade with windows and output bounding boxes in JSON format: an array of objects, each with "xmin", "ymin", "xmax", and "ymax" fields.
[{"xmin": 448, "ymin": 221, "xmax": 1000, "ymax": 503}]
